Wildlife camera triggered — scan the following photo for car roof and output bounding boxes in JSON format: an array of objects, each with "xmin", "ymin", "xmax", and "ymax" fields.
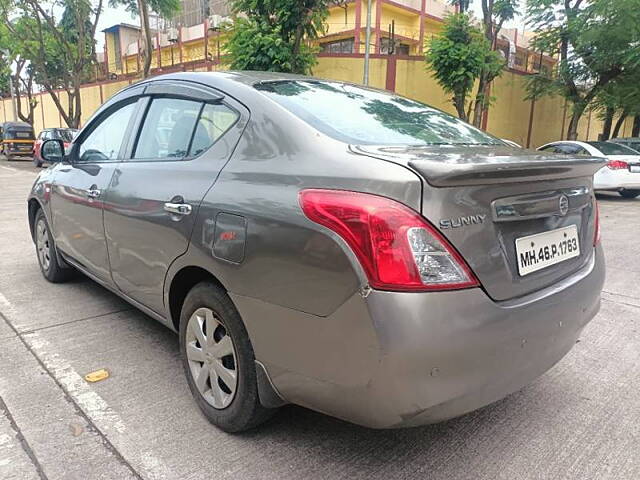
[
  {"xmin": 2, "ymin": 121, "xmax": 32, "ymax": 128},
  {"xmin": 126, "ymin": 71, "xmax": 356, "ymax": 106}
]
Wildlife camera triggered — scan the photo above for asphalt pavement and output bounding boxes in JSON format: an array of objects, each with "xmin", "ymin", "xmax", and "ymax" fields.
[{"xmin": 0, "ymin": 159, "xmax": 638, "ymax": 480}]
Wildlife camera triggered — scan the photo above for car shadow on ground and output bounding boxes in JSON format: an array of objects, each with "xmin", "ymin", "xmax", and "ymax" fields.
[{"xmin": 596, "ymin": 192, "xmax": 639, "ymax": 202}]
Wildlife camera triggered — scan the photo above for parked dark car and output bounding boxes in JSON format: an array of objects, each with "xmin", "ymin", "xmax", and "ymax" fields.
[
  {"xmin": 33, "ymin": 128, "xmax": 78, "ymax": 167},
  {"xmin": 609, "ymin": 137, "xmax": 640, "ymax": 154},
  {"xmin": 29, "ymin": 72, "xmax": 605, "ymax": 432},
  {"xmin": 1, "ymin": 121, "xmax": 35, "ymax": 160}
]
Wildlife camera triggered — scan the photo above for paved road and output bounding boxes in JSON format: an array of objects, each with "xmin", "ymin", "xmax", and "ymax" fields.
[{"xmin": 0, "ymin": 160, "xmax": 638, "ymax": 480}]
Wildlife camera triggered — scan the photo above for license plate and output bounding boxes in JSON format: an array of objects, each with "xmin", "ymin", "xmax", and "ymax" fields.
[
  {"xmin": 515, "ymin": 225, "xmax": 580, "ymax": 276},
  {"xmin": 630, "ymin": 165, "xmax": 640, "ymax": 173}
]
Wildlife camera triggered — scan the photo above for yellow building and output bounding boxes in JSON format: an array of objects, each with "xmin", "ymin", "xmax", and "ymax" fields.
[{"xmin": 101, "ymin": 1, "xmax": 556, "ymax": 80}]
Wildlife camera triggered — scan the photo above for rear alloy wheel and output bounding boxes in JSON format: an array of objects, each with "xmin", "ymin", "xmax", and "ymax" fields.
[
  {"xmin": 619, "ymin": 189, "xmax": 640, "ymax": 199},
  {"xmin": 185, "ymin": 307, "xmax": 238, "ymax": 409},
  {"xmin": 179, "ymin": 282, "xmax": 275, "ymax": 432},
  {"xmin": 34, "ymin": 209, "xmax": 74, "ymax": 282}
]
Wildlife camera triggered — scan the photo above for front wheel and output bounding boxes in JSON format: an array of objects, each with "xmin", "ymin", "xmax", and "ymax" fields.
[
  {"xmin": 179, "ymin": 282, "xmax": 276, "ymax": 432},
  {"xmin": 619, "ymin": 189, "xmax": 640, "ymax": 199}
]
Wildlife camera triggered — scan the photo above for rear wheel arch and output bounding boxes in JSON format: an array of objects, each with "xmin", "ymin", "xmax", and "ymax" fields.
[
  {"xmin": 168, "ymin": 266, "xmax": 227, "ymax": 332},
  {"xmin": 168, "ymin": 266, "xmax": 287, "ymax": 414}
]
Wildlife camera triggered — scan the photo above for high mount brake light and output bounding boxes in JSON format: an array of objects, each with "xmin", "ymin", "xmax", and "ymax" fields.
[
  {"xmin": 299, "ymin": 189, "xmax": 479, "ymax": 292},
  {"xmin": 606, "ymin": 160, "xmax": 629, "ymax": 170}
]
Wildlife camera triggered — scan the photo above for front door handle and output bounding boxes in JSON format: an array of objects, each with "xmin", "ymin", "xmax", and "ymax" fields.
[
  {"xmin": 87, "ymin": 188, "xmax": 101, "ymax": 199},
  {"xmin": 164, "ymin": 202, "xmax": 192, "ymax": 216}
]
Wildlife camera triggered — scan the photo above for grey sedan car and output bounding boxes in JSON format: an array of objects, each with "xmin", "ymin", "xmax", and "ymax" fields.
[{"xmin": 29, "ymin": 72, "xmax": 605, "ymax": 432}]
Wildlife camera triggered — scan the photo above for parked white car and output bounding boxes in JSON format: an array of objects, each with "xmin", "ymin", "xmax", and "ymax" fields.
[
  {"xmin": 538, "ymin": 140, "xmax": 640, "ymax": 198},
  {"xmin": 502, "ymin": 138, "xmax": 523, "ymax": 148}
]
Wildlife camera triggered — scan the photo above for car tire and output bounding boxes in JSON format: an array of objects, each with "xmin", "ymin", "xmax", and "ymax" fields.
[
  {"xmin": 179, "ymin": 281, "xmax": 276, "ymax": 432},
  {"xmin": 34, "ymin": 209, "xmax": 75, "ymax": 283},
  {"xmin": 619, "ymin": 189, "xmax": 640, "ymax": 199}
]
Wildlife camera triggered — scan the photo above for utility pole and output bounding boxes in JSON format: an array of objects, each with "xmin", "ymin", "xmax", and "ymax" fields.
[
  {"xmin": 8, "ymin": 75, "xmax": 18, "ymax": 122},
  {"xmin": 363, "ymin": 0, "xmax": 372, "ymax": 85},
  {"xmin": 2, "ymin": 49, "xmax": 18, "ymax": 121}
]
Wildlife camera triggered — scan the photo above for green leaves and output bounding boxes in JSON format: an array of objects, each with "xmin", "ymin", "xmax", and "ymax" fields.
[
  {"xmin": 526, "ymin": 0, "xmax": 640, "ymax": 138},
  {"xmin": 225, "ymin": 0, "xmax": 331, "ymax": 74},
  {"xmin": 426, "ymin": 13, "xmax": 504, "ymax": 121}
]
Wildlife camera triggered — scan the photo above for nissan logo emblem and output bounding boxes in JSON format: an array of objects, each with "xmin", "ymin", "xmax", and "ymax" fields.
[{"xmin": 559, "ymin": 194, "xmax": 569, "ymax": 216}]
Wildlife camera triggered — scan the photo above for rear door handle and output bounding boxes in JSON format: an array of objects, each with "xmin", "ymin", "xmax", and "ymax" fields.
[
  {"xmin": 87, "ymin": 188, "xmax": 101, "ymax": 199},
  {"xmin": 164, "ymin": 202, "xmax": 192, "ymax": 216}
]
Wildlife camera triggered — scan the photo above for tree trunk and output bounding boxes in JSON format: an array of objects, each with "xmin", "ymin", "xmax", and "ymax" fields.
[
  {"xmin": 633, "ymin": 115, "xmax": 640, "ymax": 137},
  {"xmin": 567, "ymin": 112, "xmax": 582, "ymax": 140},
  {"xmin": 472, "ymin": 74, "xmax": 489, "ymax": 127},
  {"xmin": 600, "ymin": 106, "xmax": 614, "ymax": 141},
  {"xmin": 138, "ymin": 0, "xmax": 153, "ymax": 78},
  {"xmin": 454, "ymin": 93, "xmax": 468, "ymax": 122},
  {"xmin": 292, "ymin": 23, "xmax": 305, "ymax": 73},
  {"xmin": 612, "ymin": 112, "xmax": 628, "ymax": 139}
]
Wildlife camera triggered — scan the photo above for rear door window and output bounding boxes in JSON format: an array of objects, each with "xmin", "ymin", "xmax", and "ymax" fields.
[
  {"xmin": 133, "ymin": 98, "xmax": 238, "ymax": 160},
  {"xmin": 189, "ymin": 104, "xmax": 239, "ymax": 156},
  {"xmin": 134, "ymin": 98, "xmax": 202, "ymax": 160}
]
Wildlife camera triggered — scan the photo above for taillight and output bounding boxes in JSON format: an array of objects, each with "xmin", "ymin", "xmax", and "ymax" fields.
[
  {"xmin": 299, "ymin": 189, "xmax": 479, "ymax": 292},
  {"xmin": 606, "ymin": 160, "xmax": 628, "ymax": 170},
  {"xmin": 593, "ymin": 200, "xmax": 601, "ymax": 246}
]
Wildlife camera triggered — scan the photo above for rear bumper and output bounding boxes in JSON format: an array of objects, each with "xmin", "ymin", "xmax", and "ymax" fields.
[
  {"xmin": 4, "ymin": 150, "xmax": 33, "ymax": 158},
  {"xmin": 594, "ymin": 168, "xmax": 640, "ymax": 190},
  {"xmin": 236, "ymin": 246, "xmax": 605, "ymax": 428}
]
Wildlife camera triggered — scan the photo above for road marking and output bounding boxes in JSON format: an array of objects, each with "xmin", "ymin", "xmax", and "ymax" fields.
[
  {"xmin": 22, "ymin": 331, "xmax": 174, "ymax": 480},
  {"xmin": 0, "ymin": 291, "xmax": 173, "ymax": 480}
]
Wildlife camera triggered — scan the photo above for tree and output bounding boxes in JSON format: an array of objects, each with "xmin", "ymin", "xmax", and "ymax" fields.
[
  {"xmin": 426, "ymin": 13, "xmax": 503, "ymax": 122},
  {"xmin": 0, "ymin": 25, "xmax": 12, "ymax": 97},
  {"xmin": 527, "ymin": 0, "xmax": 640, "ymax": 140},
  {"xmin": 595, "ymin": 70, "xmax": 640, "ymax": 140},
  {"xmin": 449, "ymin": 0, "xmax": 471, "ymax": 13},
  {"xmin": 225, "ymin": 0, "xmax": 333, "ymax": 74},
  {"xmin": 471, "ymin": 0, "xmax": 518, "ymax": 127},
  {"xmin": 109, "ymin": 0, "xmax": 180, "ymax": 78},
  {"xmin": 13, "ymin": 60, "xmax": 38, "ymax": 125},
  {"xmin": 0, "ymin": 0, "xmax": 103, "ymax": 128}
]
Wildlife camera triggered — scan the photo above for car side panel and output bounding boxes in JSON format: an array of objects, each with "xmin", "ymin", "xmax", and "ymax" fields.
[
  {"xmin": 166, "ymin": 101, "xmax": 423, "ymax": 319},
  {"xmin": 104, "ymin": 92, "xmax": 250, "ymax": 315}
]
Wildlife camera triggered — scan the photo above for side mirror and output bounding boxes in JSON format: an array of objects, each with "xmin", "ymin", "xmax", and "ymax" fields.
[{"xmin": 41, "ymin": 139, "xmax": 65, "ymax": 163}]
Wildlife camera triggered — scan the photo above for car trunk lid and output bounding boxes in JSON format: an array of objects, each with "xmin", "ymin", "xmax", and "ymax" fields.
[{"xmin": 351, "ymin": 144, "xmax": 605, "ymax": 301}]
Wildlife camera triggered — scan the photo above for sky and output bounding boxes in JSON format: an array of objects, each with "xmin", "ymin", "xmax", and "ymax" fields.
[{"xmin": 95, "ymin": 4, "xmax": 137, "ymax": 50}]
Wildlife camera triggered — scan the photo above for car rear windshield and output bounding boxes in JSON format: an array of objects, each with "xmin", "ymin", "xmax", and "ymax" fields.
[
  {"xmin": 7, "ymin": 129, "xmax": 34, "ymax": 140},
  {"xmin": 619, "ymin": 141, "xmax": 640, "ymax": 153},
  {"xmin": 588, "ymin": 141, "xmax": 639, "ymax": 156},
  {"xmin": 254, "ymin": 80, "xmax": 502, "ymax": 146},
  {"xmin": 56, "ymin": 129, "xmax": 77, "ymax": 142}
]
